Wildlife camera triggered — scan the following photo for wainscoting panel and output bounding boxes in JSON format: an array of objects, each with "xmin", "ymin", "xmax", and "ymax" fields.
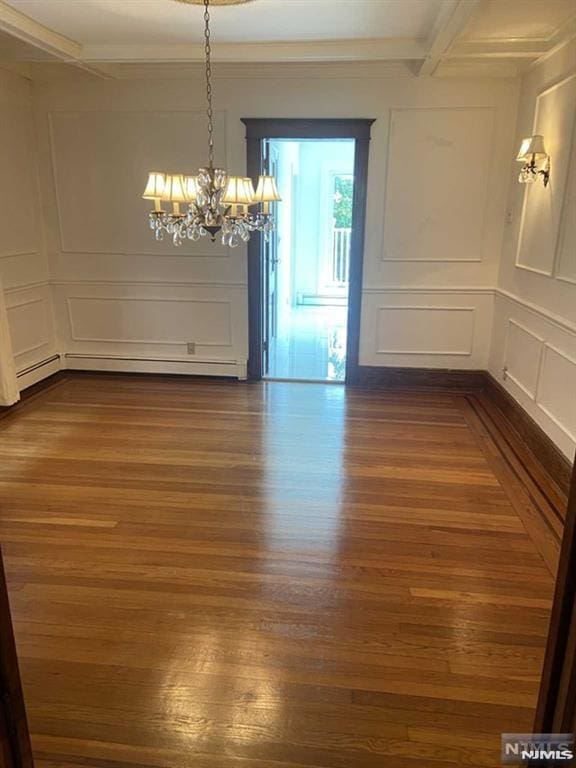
[
  {"xmin": 67, "ymin": 296, "xmax": 232, "ymax": 348},
  {"xmin": 376, "ymin": 306, "xmax": 474, "ymax": 355},
  {"xmin": 556, "ymin": 110, "xmax": 576, "ymax": 284},
  {"xmin": 53, "ymin": 282, "xmax": 248, "ymax": 376},
  {"xmin": 361, "ymin": 290, "xmax": 493, "ymax": 369},
  {"xmin": 516, "ymin": 73, "xmax": 576, "ymax": 276},
  {"xmin": 0, "ymin": 251, "xmax": 48, "ymax": 292},
  {"xmin": 382, "ymin": 107, "xmax": 495, "ymax": 263},
  {"xmin": 537, "ymin": 345, "xmax": 576, "ymax": 444},
  {"xmin": 5, "ymin": 284, "xmax": 55, "ymax": 373},
  {"xmin": 503, "ymin": 319, "xmax": 544, "ymax": 400},
  {"xmin": 0, "ymin": 106, "xmax": 40, "ymax": 259},
  {"xmin": 489, "ymin": 292, "xmax": 576, "ymax": 461},
  {"xmin": 49, "ymin": 110, "xmax": 228, "ymax": 257}
]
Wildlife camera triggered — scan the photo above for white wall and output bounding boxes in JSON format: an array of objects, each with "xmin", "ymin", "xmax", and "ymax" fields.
[
  {"xmin": 489, "ymin": 43, "xmax": 576, "ymax": 461},
  {"xmin": 0, "ymin": 68, "xmax": 58, "ymax": 393},
  {"xmin": 31, "ymin": 62, "xmax": 518, "ymax": 378}
]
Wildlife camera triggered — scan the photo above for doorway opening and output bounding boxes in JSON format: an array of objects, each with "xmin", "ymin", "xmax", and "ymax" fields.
[
  {"xmin": 265, "ymin": 138, "xmax": 355, "ymax": 382},
  {"xmin": 243, "ymin": 119, "xmax": 374, "ymax": 383}
]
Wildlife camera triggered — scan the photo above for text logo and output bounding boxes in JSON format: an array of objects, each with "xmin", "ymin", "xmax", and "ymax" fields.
[{"xmin": 501, "ymin": 734, "xmax": 575, "ymax": 764}]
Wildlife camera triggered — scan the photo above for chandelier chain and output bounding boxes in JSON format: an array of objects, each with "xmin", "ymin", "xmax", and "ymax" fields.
[
  {"xmin": 143, "ymin": 0, "xmax": 280, "ymax": 247},
  {"xmin": 203, "ymin": 0, "xmax": 215, "ymax": 168}
]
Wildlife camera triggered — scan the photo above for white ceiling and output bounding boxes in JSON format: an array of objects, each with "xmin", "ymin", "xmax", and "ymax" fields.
[
  {"xmin": 0, "ymin": 0, "xmax": 574, "ymax": 77},
  {"xmin": 462, "ymin": 0, "xmax": 576, "ymax": 41},
  {"xmin": 3, "ymin": 0, "xmax": 446, "ymax": 45}
]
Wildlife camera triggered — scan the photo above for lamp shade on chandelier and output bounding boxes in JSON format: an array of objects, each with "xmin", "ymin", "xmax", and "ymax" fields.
[{"xmin": 141, "ymin": 0, "xmax": 281, "ymax": 248}]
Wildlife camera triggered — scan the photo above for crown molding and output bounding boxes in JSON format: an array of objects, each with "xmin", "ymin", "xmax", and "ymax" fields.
[
  {"xmin": 0, "ymin": 0, "xmax": 80, "ymax": 61},
  {"xmin": 531, "ymin": 14, "xmax": 576, "ymax": 68}
]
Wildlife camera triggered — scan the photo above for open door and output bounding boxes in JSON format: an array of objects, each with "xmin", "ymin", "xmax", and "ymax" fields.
[
  {"xmin": 244, "ymin": 118, "xmax": 374, "ymax": 382},
  {"xmin": 262, "ymin": 140, "xmax": 280, "ymax": 378}
]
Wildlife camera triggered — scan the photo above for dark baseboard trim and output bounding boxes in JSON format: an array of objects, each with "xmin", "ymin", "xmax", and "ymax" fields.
[
  {"xmin": 350, "ymin": 365, "xmax": 486, "ymax": 391},
  {"xmin": 482, "ymin": 372, "xmax": 572, "ymax": 498},
  {"xmin": 351, "ymin": 365, "xmax": 572, "ymax": 501}
]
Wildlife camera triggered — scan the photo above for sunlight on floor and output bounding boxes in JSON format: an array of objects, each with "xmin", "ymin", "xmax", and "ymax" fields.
[{"xmin": 267, "ymin": 305, "xmax": 347, "ymax": 381}]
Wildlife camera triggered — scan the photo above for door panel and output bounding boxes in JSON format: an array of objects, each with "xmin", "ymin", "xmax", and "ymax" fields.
[{"xmin": 262, "ymin": 140, "xmax": 280, "ymax": 377}]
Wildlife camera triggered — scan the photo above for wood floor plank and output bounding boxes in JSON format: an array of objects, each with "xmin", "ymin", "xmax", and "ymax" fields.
[{"xmin": 0, "ymin": 376, "xmax": 557, "ymax": 767}]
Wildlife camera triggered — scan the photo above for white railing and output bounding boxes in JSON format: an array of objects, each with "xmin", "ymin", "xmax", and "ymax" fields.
[{"xmin": 332, "ymin": 227, "xmax": 351, "ymax": 285}]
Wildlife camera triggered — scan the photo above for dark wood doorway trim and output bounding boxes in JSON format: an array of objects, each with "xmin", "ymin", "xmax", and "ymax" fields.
[
  {"xmin": 0, "ymin": 545, "xmax": 34, "ymax": 768},
  {"xmin": 534, "ymin": 458, "xmax": 576, "ymax": 738},
  {"xmin": 242, "ymin": 118, "xmax": 375, "ymax": 382}
]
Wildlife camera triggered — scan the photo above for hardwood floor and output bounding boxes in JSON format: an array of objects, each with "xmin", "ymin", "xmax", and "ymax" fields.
[{"xmin": 0, "ymin": 374, "xmax": 558, "ymax": 767}]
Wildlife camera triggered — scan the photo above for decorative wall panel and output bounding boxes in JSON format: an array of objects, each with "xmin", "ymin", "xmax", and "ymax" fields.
[
  {"xmin": 537, "ymin": 344, "xmax": 576, "ymax": 443},
  {"xmin": 503, "ymin": 319, "xmax": 544, "ymax": 399},
  {"xmin": 382, "ymin": 108, "xmax": 495, "ymax": 262},
  {"xmin": 376, "ymin": 306, "xmax": 475, "ymax": 355},
  {"xmin": 516, "ymin": 73, "xmax": 576, "ymax": 275},
  {"xmin": 49, "ymin": 110, "xmax": 227, "ymax": 256},
  {"xmin": 66, "ymin": 295, "xmax": 232, "ymax": 348}
]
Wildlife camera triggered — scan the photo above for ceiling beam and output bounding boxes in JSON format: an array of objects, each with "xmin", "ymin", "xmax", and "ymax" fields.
[
  {"xmin": 83, "ymin": 39, "xmax": 428, "ymax": 64},
  {"xmin": 0, "ymin": 0, "xmax": 81, "ymax": 61},
  {"xmin": 451, "ymin": 39, "xmax": 549, "ymax": 58},
  {"xmin": 419, "ymin": 0, "xmax": 482, "ymax": 76},
  {"xmin": 0, "ymin": 1, "xmax": 114, "ymax": 79}
]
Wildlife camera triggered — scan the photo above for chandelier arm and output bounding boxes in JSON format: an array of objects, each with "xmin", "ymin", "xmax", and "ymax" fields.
[{"xmin": 203, "ymin": 0, "xmax": 215, "ymax": 169}]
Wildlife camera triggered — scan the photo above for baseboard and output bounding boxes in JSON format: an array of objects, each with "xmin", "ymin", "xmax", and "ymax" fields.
[
  {"xmin": 351, "ymin": 365, "xmax": 486, "ymax": 391},
  {"xmin": 463, "ymin": 391, "xmax": 564, "ymax": 574},
  {"xmin": 352, "ymin": 364, "xmax": 572, "ymax": 500},
  {"xmin": 482, "ymin": 373, "xmax": 572, "ymax": 498},
  {"xmin": 62, "ymin": 354, "xmax": 247, "ymax": 380}
]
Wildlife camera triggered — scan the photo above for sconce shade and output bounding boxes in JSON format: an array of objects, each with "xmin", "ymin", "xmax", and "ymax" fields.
[
  {"xmin": 223, "ymin": 176, "xmax": 254, "ymax": 205},
  {"xmin": 142, "ymin": 172, "xmax": 166, "ymax": 200},
  {"xmin": 517, "ymin": 134, "xmax": 548, "ymax": 161},
  {"xmin": 254, "ymin": 175, "xmax": 282, "ymax": 203}
]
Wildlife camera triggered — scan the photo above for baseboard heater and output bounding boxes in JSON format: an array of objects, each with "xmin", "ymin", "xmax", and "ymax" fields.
[
  {"xmin": 16, "ymin": 354, "xmax": 62, "ymax": 391},
  {"xmin": 16, "ymin": 354, "xmax": 61, "ymax": 378},
  {"xmin": 63, "ymin": 353, "xmax": 247, "ymax": 380},
  {"xmin": 297, "ymin": 293, "xmax": 348, "ymax": 307}
]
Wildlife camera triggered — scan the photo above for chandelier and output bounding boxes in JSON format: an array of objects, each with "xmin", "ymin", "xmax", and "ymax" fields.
[{"xmin": 142, "ymin": 0, "xmax": 281, "ymax": 248}]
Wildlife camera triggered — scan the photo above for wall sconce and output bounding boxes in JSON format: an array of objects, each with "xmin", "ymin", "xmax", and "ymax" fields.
[{"xmin": 516, "ymin": 134, "xmax": 550, "ymax": 187}]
